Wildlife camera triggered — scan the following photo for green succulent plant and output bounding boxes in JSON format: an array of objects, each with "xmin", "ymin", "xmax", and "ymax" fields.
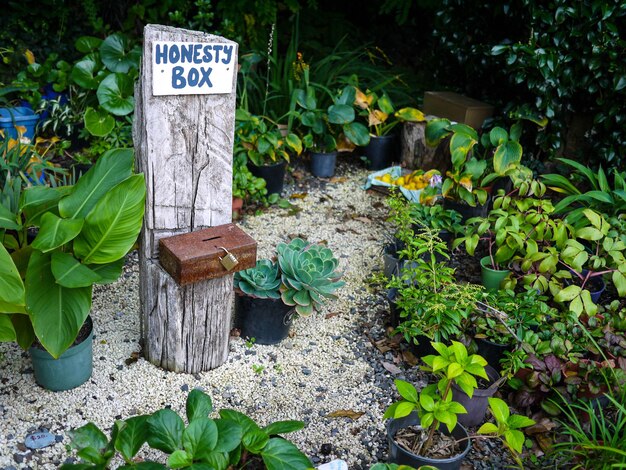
[
  {"xmin": 234, "ymin": 259, "xmax": 281, "ymax": 299},
  {"xmin": 276, "ymin": 238, "xmax": 345, "ymax": 316}
]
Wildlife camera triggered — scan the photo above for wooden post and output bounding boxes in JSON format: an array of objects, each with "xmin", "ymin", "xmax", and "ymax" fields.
[
  {"xmin": 134, "ymin": 25, "xmax": 238, "ymax": 373},
  {"xmin": 401, "ymin": 120, "xmax": 452, "ymax": 175}
]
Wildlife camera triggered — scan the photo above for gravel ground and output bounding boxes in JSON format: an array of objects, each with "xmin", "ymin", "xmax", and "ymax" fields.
[{"xmin": 0, "ymin": 154, "xmax": 515, "ymax": 469}]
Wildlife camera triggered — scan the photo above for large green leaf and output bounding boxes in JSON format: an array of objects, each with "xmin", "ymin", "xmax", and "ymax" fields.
[
  {"xmin": 261, "ymin": 438, "xmax": 312, "ymax": 470},
  {"xmin": 343, "ymin": 122, "xmax": 370, "ymax": 147},
  {"xmin": 115, "ymin": 415, "xmax": 150, "ymax": 462},
  {"xmin": 0, "ymin": 314, "xmax": 16, "ymax": 341},
  {"xmin": 59, "ymin": 148, "xmax": 134, "ymax": 220},
  {"xmin": 186, "ymin": 389, "xmax": 213, "ymax": 423},
  {"xmin": 147, "ymin": 409, "xmax": 184, "ymax": 453},
  {"xmin": 425, "ymin": 118, "xmax": 452, "ymax": 146},
  {"xmin": 71, "ymin": 59, "xmax": 103, "ymax": 90},
  {"xmin": 242, "ymin": 429, "xmax": 269, "ymax": 454},
  {"xmin": 0, "ymin": 244, "xmax": 25, "ymax": 311},
  {"xmin": 30, "ymin": 212, "xmax": 84, "ymax": 253},
  {"xmin": 182, "ymin": 418, "xmax": 218, "ymax": 459},
  {"xmin": 214, "ymin": 419, "xmax": 243, "ymax": 453},
  {"xmin": 493, "ymin": 141, "xmax": 522, "ymax": 175},
  {"xmin": 100, "ymin": 33, "xmax": 140, "ymax": 73},
  {"xmin": 73, "ymin": 174, "xmax": 146, "ymax": 264},
  {"xmin": 0, "ymin": 204, "xmax": 20, "ymax": 230},
  {"xmin": 21, "ymin": 185, "xmax": 73, "ymax": 226},
  {"xmin": 262, "ymin": 421, "xmax": 305, "ymax": 436},
  {"xmin": 327, "ymin": 104, "xmax": 354, "ymax": 125},
  {"xmin": 84, "ymin": 107, "xmax": 115, "ymax": 137},
  {"xmin": 25, "ymin": 251, "xmax": 92, "ymax": 358},
  {"xmin": 97, "ymin": 74, "xmax": 135, "ymax": 116},
  {"xmin": 88, "ymin": 259, "xmax": 125, "ymax": 284},
  {"xmin": 75, "ymin": 36, "xmax": 103, "ymax": 54},
  {"xmin": 51, "ymin": 251, "xmax": 102, "ymax": 288}
]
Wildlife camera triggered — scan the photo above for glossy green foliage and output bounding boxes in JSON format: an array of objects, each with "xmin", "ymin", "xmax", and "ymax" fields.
[
  {"xmin": 61, "ymin": 389, "xmax": 311, "ymax": 470},
  {"xmin": 0, "ymin": 148, "xmax": 145, "ymax": 358}
]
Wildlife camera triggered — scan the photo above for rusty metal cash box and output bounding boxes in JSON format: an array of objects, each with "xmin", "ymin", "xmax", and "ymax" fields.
[{"xmin": 158, "ymin": 223, "xmax": 257, "ymax": 285}]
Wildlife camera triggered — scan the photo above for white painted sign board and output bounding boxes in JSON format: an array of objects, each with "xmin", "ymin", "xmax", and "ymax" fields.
[{"xmin": 152, "ymin": 41, "xmax": 235, "ymax": 96}]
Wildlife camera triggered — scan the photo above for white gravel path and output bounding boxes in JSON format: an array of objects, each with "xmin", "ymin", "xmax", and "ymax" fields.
[{"xmin": 0, "ymin": 162, "xmax": 400, "ymax": 469}]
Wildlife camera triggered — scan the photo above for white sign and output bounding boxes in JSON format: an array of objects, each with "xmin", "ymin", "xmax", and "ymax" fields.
[{"xmin": 152, "ymin": 41, "xmax": 235, "ymax": 96}]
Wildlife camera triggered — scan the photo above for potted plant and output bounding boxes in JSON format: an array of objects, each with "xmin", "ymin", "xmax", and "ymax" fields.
[
  {"xmin": 61, "ymin": 388, "xmax": 312, "ymax": 469},
  {"xmin": 453, "ymin": 179, "xmax": 563, "ymax": 292},
  {"xmin": 384, "ymin": 341, "xmax": 535, "ymax": 469},
  {"xmin": 472, "ymin": 288, "xmax": 554, "ymax": 372},
  {"xmin": 234, "ymin": 237, "xmax": 345, "ymax": 344},
  {"xmin": 408, "ymin": 203, "xmax": 463, "ymax": 246},
  {"xmin": 293, "ymin": 71, "xmax": 370, "ymax": 177},
  {"xmin": 0, "ymin": 148, "xmax": 146, "ymax": 391},
  {"xmin": 234, "ymin": 259, "xmax": 292, "ymax": 345},
  {"xmin": 234, "ymin": 108, "xmax": 302, "ymax": 195},
  {"xmin": 353, "ymin": 87, "xmax": 426, "ymax": 170},
  {"xmin": 386, "ymin": 225, "xmax": 484, "ymax": 355},
  {"xmin": 424, "ymin": 118, "xmax": 534, "ymax": 220},
  {"xmin": 554, "ymin": 208, "xmax": 626, "ymax": 316}
]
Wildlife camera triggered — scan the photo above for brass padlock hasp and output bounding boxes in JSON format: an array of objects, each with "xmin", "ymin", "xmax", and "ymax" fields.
[{"xmin": 158, "ymin": 223, "xmax": 257, "ymax": 285}]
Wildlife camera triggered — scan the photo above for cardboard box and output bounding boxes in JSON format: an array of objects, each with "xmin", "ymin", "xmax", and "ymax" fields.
[
  {"xmin": 159, "ymin": 223, "xmax": 257, "ymax": 285},
  {"xmin": 423, "ymin": 91, "xmax": 494, "ymax": 129}
]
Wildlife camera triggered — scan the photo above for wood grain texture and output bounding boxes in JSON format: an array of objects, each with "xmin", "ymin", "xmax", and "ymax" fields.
[
  {"xmin": 400, "ymin": 120, "xmax": 450, "ymax": 174},
  {"xmin": 135, "ymin": 25, "xmax": 238, "ymax": 373}
]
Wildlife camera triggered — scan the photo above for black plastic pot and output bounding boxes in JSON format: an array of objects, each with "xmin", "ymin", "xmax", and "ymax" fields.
[
  {"xmin": 442, "ymin": 199, "xmax": 488, "ymax": 223},
  {"xmin": 409, "ymin": 335, "xmax": 438, "ymax": 359},
  {"xmin": 235, "ymin": 294, "xmax": 294, "ymax": 345},
  {"xmin": 387, "ymin": 288, "xmax": 401, "ymax": 327},
  {"xmin": 386, "ymin": 412, "xmax": 471, "ymax": 469},
  {"xmin": 310, "ymin": 151, "xmax": 337, "ymax": 177},
  {"xmin": 451, "ymin": 365, "xmax": 501, "ymax": 427},
  {"xmin": 247, "ymin": 160, "xmax": 287, "ymax": 195},
  {"xmin": 476, "ymin": 337, "xmax": 513, "ymax": 371},
  {"xmin": 364, "ymin": 134, "xmax": 397, "ymax": 170}
]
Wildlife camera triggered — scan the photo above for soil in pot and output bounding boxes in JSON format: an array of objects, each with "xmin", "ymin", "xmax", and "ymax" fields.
[
  {"xmin": 565, "ymin": 270, "xmax": 606, "ymax": 303},
  {"xmin": 387, "ymin": 412, "xmax": 471, "ymax": 469}
]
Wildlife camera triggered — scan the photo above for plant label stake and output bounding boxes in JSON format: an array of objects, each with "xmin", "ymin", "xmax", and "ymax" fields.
[{"xmin": 135, "ymin": 25, "xmax": 238, "ymax": 373}]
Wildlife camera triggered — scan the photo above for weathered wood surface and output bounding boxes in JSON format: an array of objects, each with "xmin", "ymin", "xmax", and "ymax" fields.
[
  {"xmin": 134, "ymin": 24, "xmax": 238, "ymax": 372},
  {"xmin": 401, "ymin": 119, "xmax": 451, "ymax": 175}
]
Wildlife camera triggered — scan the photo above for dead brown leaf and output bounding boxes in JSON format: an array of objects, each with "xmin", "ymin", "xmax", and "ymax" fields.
[
  {"xmin": 382, "ymin": 361, "xmax": 403, "ymax": 375},
  {"xmin": 329, "ymin": 177, "xmax": 347, "ymax": 183},
  {"xmin": 373, "ymin": 339, "xmax": 392, "ymax": 354},
  {"xmin": 326, "ymin": 410, "xmax": 365, "ymax": 420},
  {"xmin": 325, "ymin": 312, "xmax": 340, "ymax": 319},
  {"xmin": 290, "ymin": 193, "xmax": 308, "ymax": 199},
  {"xmin": 402, "ymin": 349, "xmax": 419, "ymax": 367},
  {"xmin": 534, "ymin": 433, "xmax": 553, "ymax": 452},
  {"xmin": 525, "ymin": 417, "xmax": 557, "ymax": 435},
  {"xmin": 125, "ymin": 351, "xmax": 140, "ymax": 366}
]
